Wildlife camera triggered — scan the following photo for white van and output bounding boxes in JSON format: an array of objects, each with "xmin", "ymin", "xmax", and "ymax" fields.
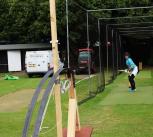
[{"xmin": 25, "ymin": 50, "xmax": 63, "ymax": 77}]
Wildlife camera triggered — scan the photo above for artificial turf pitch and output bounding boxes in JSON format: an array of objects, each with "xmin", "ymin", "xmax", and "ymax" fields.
[{"xmin": 0, "ymin": 69, "xmax": 153, "ymax": 137}]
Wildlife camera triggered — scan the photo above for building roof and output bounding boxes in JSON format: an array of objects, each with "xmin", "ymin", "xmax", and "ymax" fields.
[{"xmin": 0, "ymin": 43, "xmax": 51, "ymax": 50}]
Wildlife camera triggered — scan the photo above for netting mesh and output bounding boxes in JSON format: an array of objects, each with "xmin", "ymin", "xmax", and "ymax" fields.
[{"xmin": 66, "ymin": 1, "xmax": 125, "ymax": 103}]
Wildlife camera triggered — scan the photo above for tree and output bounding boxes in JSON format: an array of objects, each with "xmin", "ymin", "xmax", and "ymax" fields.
[{"xmin": 0, "ymin": 0, "xmax": 153, "ymax": 45}]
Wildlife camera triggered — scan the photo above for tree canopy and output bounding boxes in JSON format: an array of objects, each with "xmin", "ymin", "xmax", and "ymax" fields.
[{"xmin": 0, "ymin": 0, "xmax": 153, "ymax": 44}]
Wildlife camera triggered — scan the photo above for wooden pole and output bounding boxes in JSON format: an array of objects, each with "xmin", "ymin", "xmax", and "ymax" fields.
[
  {"xmin": 67, "ymin": 99, "xmax": 77, "ymax": 137},
  {"xmin": 69, "ymin": 74, "xmax": 81, "ymax": 130},
  {"xmin": 67, "ymin": 73, "xmax": 81, "ymax": 137},
  {"xmin": 49, "ymin": 0, "xmax": 63, "ymax": 137}
]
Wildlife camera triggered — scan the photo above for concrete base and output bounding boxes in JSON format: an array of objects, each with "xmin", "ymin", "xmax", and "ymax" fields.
[{"xmin": 63, "ymin": 127, "xmax": 93, "ymax": 137}]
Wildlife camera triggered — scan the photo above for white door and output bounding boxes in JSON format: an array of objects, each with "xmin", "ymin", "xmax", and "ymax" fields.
[{"xmin": 7, "ymin": 50, "xmax": 21, "ymax": 71}]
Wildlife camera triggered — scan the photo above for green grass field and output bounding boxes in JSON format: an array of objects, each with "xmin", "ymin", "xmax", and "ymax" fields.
[
  {"xmin": 0, "ymin": 75, "xmax": 41, "ymax": 97},
  {"xmin": 0, "ymin": 69, "xmax": 153, "ymax": 137}
]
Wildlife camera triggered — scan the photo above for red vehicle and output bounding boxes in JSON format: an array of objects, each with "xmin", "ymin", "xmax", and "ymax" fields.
[{"xmin": 77, "ymin": 48, "xmax": 96, "ymax": 73}]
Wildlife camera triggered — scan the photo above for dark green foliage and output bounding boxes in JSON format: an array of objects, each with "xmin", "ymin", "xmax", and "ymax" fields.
[{"xmin": 0, "ymin": 0, "xmax": 153, "ymax": 44}]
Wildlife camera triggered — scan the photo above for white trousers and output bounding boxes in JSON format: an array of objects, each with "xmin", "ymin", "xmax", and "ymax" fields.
[{"xmin": 131, "ymin": 66, "xmax": 138, "ymax": 76}]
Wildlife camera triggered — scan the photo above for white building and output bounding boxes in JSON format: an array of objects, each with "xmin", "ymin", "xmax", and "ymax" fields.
[{"xmin": 0, "ymin": 43, "xmax": 50, "ymax": 72}]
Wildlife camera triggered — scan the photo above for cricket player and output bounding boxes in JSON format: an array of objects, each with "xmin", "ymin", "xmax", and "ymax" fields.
[{"xmin": 125, "ymin": 52, "xmax": 138, "ymax": 92}]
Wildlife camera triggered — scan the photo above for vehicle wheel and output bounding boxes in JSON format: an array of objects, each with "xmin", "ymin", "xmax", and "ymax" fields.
[
  {"xmin": 76, "ymin": 69, "xmax": 80, "ymax": 75},
  {"xmin": 90, "ymin": 69, "xmax": 94, "ymax": 74},
  {"xmin": 91, "ymin": 67, "xmax": 96, "ymax": 74},
  {"xmin": 28, "ymin": 74, "xmax": 33, "ymax": 78},
  {"xmin": 40, "ymin": 73, "xmax": 45, "ymax": 77}
]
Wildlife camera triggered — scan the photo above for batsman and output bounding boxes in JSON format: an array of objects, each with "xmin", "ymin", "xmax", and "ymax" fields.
[{"xmin": 124, "ymin": 52, "xmax": 138, "ymax": 92}]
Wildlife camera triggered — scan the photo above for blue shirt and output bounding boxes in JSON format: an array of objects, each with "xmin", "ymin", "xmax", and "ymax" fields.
[{"xmin": 126, "ymin": 58, "xmax": 136, "ymax": 69}]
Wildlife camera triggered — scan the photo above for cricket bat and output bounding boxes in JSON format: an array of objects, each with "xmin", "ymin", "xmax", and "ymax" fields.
[{"xmin": 118, "ymin": 69, "xmax": 128, "ymax": 73}]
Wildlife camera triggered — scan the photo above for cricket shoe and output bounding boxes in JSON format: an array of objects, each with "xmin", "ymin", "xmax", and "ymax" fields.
[{"xmin": 128, "ymin": 88, "xmax": 136, "ymax": 92}]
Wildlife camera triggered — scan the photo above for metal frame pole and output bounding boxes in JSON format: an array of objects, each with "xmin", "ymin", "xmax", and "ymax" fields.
[
  {"xmin": 98, "ymin": 15, "xmax": 153, "ymax": 20},
  {"xmin": 119, "ymin": 35, "xmax": 124, "ymax": 68},
  {"xmin": 118, "ymin": 35, "xmax": 122, "ymax": 68},
  {"xmin": 86, "ymin": 11, "xmax": 91, "ymax": 93},
  {"xmin": 98, "ymin": 19, "xmax": 102, "ymax": 86},
  {"xmin": 116, "ymin": 32, "xmax": 119, "ymax": 72},
  {"xmin": 111, "ymin": 29, "xmax": 115, "ymax": 79},
  {"xmin": 108, "ymin": 22, "xmax": 153, "ymax": 27},
  {"xmin": 87, "ymin": 5, "xmax": 153, "ymax": 12},
  {"xmin": 120, "ymin": 29, "xmax": 153, "ymax": 33},
  {"xmin": 117, "ymin": 26, "xmax": 153, "ymax": 30},
  {"xmin": 120, "ymin": 32, "xmax": 153, "ymax": 35},
  {"xmin": 66, "ymin": 0, "xmax": 70, "ymax": 68},
  {"xmin": 106, "ymin": 24, "xmax": 109, "ymax": 75}
]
